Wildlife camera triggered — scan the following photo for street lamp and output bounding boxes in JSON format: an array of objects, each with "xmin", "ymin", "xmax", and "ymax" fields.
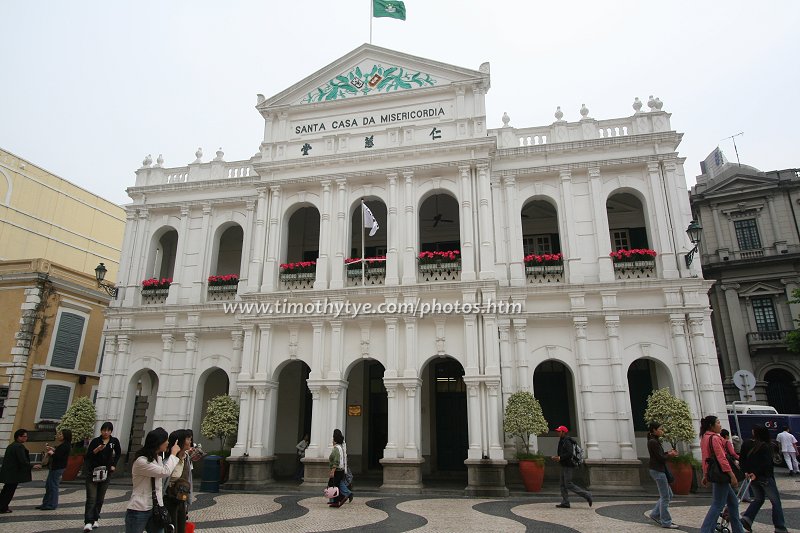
[
  {"xmin": 94, "ymin": 263, "xmax": 119, "ymax": 298},
  {"xmin": 684, "ymin": 220, "xmax": 703, "ymax": 268}
]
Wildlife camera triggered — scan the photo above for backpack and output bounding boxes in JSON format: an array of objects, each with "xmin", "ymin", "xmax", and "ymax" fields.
[{"xmin": 569, "ymin": 438, "xmax": 585, "ymax": 467}]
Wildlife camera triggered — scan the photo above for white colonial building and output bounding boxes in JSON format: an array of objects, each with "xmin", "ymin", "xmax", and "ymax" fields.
[{"xmin": 98, "ymin": 44, "xmax": 726, "ymax": 494}]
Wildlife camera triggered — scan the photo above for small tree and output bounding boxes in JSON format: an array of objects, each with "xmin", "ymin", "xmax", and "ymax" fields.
[
  {"xmin": 200, "ymin": 395, "xmax": 239, "ymax": 453},
  {"xmin": 503, "ymin": 391, "xmax": 549, "ymax": 461},
  {"xmin": 56, "ymin": 396, "xmax": 97, "ymax": 451},
  {"xmin": 643, "ymin": 388, "xmax": 695, "ymax": 451}
]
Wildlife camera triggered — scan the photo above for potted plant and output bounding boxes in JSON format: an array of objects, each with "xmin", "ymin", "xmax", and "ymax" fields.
[
  {"xmin": 417, "ymin": 250, "xmax": 461, "ymax": 273},
  {"xmin": 279, "ymin": 261, "xmax": 317, "ymax": 281},
  {"xmin": 643, "ymin": 387, "xmax": 698, "ymax": 495},
  {"xmin": 56, "ymin": 396, "xmax": 97, "ymax": 480},
  {"xmin": 200, "ymin": 395, "xmax": 240, "ymax": 483},
  {"xmin": 503, "ymin": 391, "xmax": 549, "ymax": 492},
  {"xmin": 208, "ymin": 274, "xmax": 239, "ymax": 293}
]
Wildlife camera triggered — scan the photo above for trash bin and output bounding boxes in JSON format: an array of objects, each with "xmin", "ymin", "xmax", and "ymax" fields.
[{"xmin": 200, "ymin": 455, "xmax": 221, "ymax": 493}]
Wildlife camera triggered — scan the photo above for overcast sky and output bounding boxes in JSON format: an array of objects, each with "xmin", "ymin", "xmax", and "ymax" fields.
[{"xmin": 2, "ymin": 1, "xmax": 798, "ymax": 205}]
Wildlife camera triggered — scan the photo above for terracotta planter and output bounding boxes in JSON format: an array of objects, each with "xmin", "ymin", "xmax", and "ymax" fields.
[
  {"xmin": 668, "ymin": 461, "xmax": 693, "ymax": 495},
  {"xmin": 518, "ymin": 459, "xmax": 545, "ymax": 492},
  {"xmin": 62, "ymin": 455, "xmax": 84, "ymax": 481}
]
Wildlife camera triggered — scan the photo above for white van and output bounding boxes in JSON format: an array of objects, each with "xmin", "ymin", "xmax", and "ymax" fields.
[{"xmin": 726, "ymin": 404, "xmax": 779, "ymax": 415}]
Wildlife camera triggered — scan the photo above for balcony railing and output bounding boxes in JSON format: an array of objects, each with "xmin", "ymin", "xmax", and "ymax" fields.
[
  {"xmin": 747, "ymin": 330, "xmax": 791, "ymax": 352},
  {"xmin": 613, "ymin": 259, "xmax": 656, "ymax": 280},
  {"xmin": 525, "ymin": 264, "xmax": 564, "ymax": 284}
]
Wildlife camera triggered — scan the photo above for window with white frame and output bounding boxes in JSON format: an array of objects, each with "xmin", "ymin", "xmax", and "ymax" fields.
[
  {"xmin": 523, "ymin": 235, "xmax": 553, "ymax": 255},
  {"xmin": 752, "ymin": 297, "xmax": 779, "ymax": 332},
  {"xmin": 48, "ymin": 310, "xmax": 87, "ymax": 370},
  {"xmin": 734, "ymin": 219, "xmax": 762, "ymax": 250},
  {"xmin": 39, "ymin": 383, "xmax": 72, "ymax": 420},
  {"xmin": 611, "ymin": 230, "xmax": 630, "ymax": 251}
]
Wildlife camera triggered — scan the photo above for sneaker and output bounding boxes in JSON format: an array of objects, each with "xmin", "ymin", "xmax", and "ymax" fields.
[
  {"xmin": 555, "ymin": 503, "xmax": 570, "ymax": 508},
  {"xmin": 92, "ymin": 521, "xmax": 99, "ymax": 529},
  {"xmin": 648, "ymin": 514, "xmax": 660, "ymax": 525},
  {"xmin": 84, "ymin": 524, "xmax": 93, "ymax": 532},
  {"xmin": 662, "ymin": 525, "xmax": 680, "ymax": 530}
]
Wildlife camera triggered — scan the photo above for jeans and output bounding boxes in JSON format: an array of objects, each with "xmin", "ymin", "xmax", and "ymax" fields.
[
  {"xmin": 124, "ymin": 508, "xmax": 163, "ymax": 533},
  {"xmin": 559, "ymin": 465, "xmax": 591, "ymax": 504},
  {"xmin": 700, "ymin": 482, "xmax": 744, "ymax": 533},
  {"xmin": 782, "ymin": 451, "xmax": 799, "ymax": 472},
  {"xmin": 42, "ymin": 468, "xmax": 64, "ymax": 509},
  {"xmin": 85, "ymin": 478, "xmax": 110, "ymax": 523},
  {"xmin": 742, "ymin": 476, "xmax": 787, "ymax": 531},
  {"xmin": 648, "ymin": 469, "xmax": 673, "ymax": 526}
]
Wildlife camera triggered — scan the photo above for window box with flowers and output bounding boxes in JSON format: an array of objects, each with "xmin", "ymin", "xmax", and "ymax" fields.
[
  {"xmin": 279, "ymin": 261, "xmax": 316, "ymax": 290},
  {"xmin": 141, "ymin": 277, "xmax": 171, "ymax": 303},
  {"xmin": 418, "ymin": 250, "xmax": 461, "ymax": 281},
  {"xmin": 610, "ymin": 248, "xmax": 657, "ymax": 279},
  {"xmin": 524, "ymin": 253, "xmax": 564, "ymax": 284},
  {"xmin": 208, "ymin": 274, "xmax": 239, "ymax": 300},
  {"xmin": 346, "ymin": 256, "xmax": 386, "ymax": 286}
]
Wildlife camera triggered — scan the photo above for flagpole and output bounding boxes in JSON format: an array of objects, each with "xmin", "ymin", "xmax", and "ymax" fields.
[
  {"xmin": 361, "ymin": 199, "xmax": 366, "ymax": 286},
  {"xmin": 369, "ymin": 0, "xmax": 373, "ymax": 44}
]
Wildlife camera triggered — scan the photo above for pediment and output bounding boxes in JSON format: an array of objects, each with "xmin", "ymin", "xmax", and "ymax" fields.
[
  {"xmin": 701, "ymin": 167, "xmax": 772, "ymax": 195},
  {"xmin": 740, "ymin": 282, "xmax": 783, "ymax": 297},
  {"xmin": 258, "ymin": 43, "xmax": 489, "ymax": 110}
]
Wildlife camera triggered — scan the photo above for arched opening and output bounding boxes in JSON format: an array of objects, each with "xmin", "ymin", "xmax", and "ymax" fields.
[
  {"xmin": 422, "ymin": 357, "xmax": 468, "ymax": 478},
  {"xmin": 521, "ymin": 199, "xmax": 561, "ymax": 256},
  {"xmin": 627, "ymin": 358, "xmax": 673, "ymax": 432},
  {"xmin": 606, "ymin": 192, "xmax": 650, "ymax": 252},
  {"xmin": 121, "ymin": 369, "xmax": 159, "ymax": 461},
  {"xmin": 152, "ymin": 229, "xmax": 179, "ymax": 280},
  {"xmin": 193, "ymin": 368, "xmax": 230, "ymax": 451},
  {"xmin": 419, "ymin": 193, "xmax": 461, "ymax": 253},
  {"xmin": 273, "ymin": 361, "xmax": 313, "ymax": 479},
  {"xmin": 765, "ymin": 368, "xmax": 800, "ymax": 414},
  {"xmin": 533, "ymin": 361, "xmax": 577, "ymax": 437},
  {"xmin": 285, "ymin": 206, "xmax": 321, "ymax": 262},
  {"xmin": 348, "ymin": 199, "xmax": 387, "ymax": 286},
  {"xmin": 345, "ymin": 359, "xmax": 387, "ymax": 475},
  {"xmin": 214, "ymin": 225, "xmax": 244, "ymax": 276}
]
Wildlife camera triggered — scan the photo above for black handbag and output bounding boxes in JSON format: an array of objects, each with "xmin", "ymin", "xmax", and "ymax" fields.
[
  {"xmin": 706, "ymin": 435, "xmax": 731, "ymax": 484},
  {"xmin": 664, "ymin": 464, "xmax": 674, "ymax": 484},
  {"xmin": 150, "ymin": 477, "xmax": 173, "ymax": 529}
]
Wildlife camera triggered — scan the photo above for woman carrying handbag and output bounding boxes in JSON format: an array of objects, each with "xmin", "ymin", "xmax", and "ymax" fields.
[
  {"xmin": 699, "ymin": 415, "xmax": 745, "ymax": 533},
  {"xmin": 125, "ymin": 428, "xmax": 180, "ymax": 533},
  {"xmin": 164, "ymin": 429, "xmax": 195, "ymax": 533}
]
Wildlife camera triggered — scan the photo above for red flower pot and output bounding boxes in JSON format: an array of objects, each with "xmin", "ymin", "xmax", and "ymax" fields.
[
  {"xmin": 518, "ymin": 459, "xmax": 545, "ymax": 492},
  {"xmin": 668, "ymin": 461, "xmax": 693, "ymax": 495}
]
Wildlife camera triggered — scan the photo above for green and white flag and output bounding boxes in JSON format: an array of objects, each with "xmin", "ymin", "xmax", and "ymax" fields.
[{"xmin": 373, "ymin": 0, "xmax": 406, "ymax": 20}]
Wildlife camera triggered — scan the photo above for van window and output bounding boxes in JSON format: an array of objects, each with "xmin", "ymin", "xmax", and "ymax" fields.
[{"xmin": 726, "ymin": 404, "xmax": 779, "ymax": 414}]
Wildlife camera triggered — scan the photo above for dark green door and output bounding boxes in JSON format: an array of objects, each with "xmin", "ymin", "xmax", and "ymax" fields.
[{"xmin": 434, "ymin": 360, "xmax": 467, "ymax": 471}]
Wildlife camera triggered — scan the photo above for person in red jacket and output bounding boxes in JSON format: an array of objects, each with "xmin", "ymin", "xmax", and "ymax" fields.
[{"xmin": 699, "ymin": 415, "xmax": 744, "ymax": 533}]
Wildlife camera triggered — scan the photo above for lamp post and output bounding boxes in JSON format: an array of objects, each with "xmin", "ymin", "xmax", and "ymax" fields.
[
  {"xmin": 684, "ymin": 220, "xmax": 703, "ymax": 268},
  {"xmin": 94, "ymin": 263, "xmax": 119, "ymax": 298}
]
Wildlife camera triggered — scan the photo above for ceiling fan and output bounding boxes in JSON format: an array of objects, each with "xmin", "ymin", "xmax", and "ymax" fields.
[{"xmin": 424, "ymin": 196, "xmax": 455, "ymax": 227}]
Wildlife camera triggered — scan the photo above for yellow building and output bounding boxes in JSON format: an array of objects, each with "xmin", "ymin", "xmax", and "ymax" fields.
[{"xmin": 0, "ymin": 148, "xmax": 125, "ymax": 455}]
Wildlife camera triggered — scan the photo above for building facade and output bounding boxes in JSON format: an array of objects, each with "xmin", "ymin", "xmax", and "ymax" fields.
[
  {"xmin": 690, "ymin": 155, "xmax": 800, "ymax": 413},
  {"xmin": 99, "ymin": 45, "xmax": 726, "ymax": 493}
]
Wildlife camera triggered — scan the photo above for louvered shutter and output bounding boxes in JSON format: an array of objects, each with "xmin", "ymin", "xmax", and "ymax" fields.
[
  {"xmin": 51, "ymin": 312, "xmax": 85, "ymax": 369},
  {"xmin": 40, "ymin": 384, "xmax": 70, "ymax": 419}
]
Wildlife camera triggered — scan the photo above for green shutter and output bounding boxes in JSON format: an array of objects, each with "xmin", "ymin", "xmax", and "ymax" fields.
[
  {"xmin": 51, "ymin": 312, "xmax": 85, "ymax": 369},
  {"xmin": 40, "ymin": 384, "xmax": 70, "ymax": 419}
]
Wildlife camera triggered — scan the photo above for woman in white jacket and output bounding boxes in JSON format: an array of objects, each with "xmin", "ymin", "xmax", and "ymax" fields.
[{"xmin": 125, "ymin": 427, "xmax": 180, "ymax": 533}]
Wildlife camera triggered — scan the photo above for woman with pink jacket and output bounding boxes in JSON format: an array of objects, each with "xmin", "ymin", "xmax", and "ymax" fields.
[{"xmin": 699, "ymin": 415, "xmax": 744, "ymax": 533}]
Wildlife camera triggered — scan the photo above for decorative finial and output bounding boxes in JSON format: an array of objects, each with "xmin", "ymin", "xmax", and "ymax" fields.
[
  {"xmin": 579, "ymin": 104, "xmax": 589, "ymax": 118},
  {"xmin": 501, "ymin": 112, "xmax": 510, "ymax": 127},
  {"xmin": 156, "ymin": 154, "xmax": 164, "ymax": 167},
  {"xmin": 647, "ymin": 95, "xmax": 656, "ymax": 110},
  {"xmin": 654, "ymin": 97, "xmax": 663, "ymax": 111},
  {"xmin": 214, "ymin": 147, "xmax": 224, "ymax": 161},
  {"xmin": 256, "ymin": 94, "xmax": 266, "ymax": 105},
  {"xmin": 632, "ymin": 97, "xmax": 642, "ymax": 113},
  {"xmin": 142, "ymin": 154, "xmax": 152, "ymax": 167},
  {"xmin": 554, "ymin": 106, "xmax": 564, "ymax": 121},
  {"xmin": 194, "ymin": 147, "xmax": 203, "ymax": 164}
]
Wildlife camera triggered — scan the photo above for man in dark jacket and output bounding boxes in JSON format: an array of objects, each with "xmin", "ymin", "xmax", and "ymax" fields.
[
  {"xmin": 0, "ymin": 428, "xmax": 39, "ymax": 513},
  {"xmin": 550, "ymin": 425, "xmax": 592, "ymax": 508},
  {"xmin": 83, "ymin": 422, "xmax": 122, "ymax": 531}
]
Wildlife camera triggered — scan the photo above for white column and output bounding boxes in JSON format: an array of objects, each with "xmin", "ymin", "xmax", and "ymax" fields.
[
  {"xmin": 193, "ymin": 204, "xmax": 213, "ymax": 301},
  {"xmin": 574, "ymin": 317, "xmax": 601, "ymax": 458},
  {"xmin": 403, "ymin": 379, "xmax": 422, "ymax": 458},
  {"xmin": 328, "ymin": 383, "xmax": 347, "ymax": 440},
  {"xmin": 486, "ymin": 381, "xmax": 503, "ymax": 459},
  {"xmin": 457, "ymin": 165, "xmax": 476, "ymax": 281},
  {"xmin": 465, "ymin": 380, "xmax": 482, "ymax": 459},
  {"xmin": 328, "ymin": 320, "xmax": 343, "ymax": 381},
  {"xmin": 262, "ymin": 186, "xmax": 282, "ymax": 292},
  {"xmin": 116, "ymin": 211, "xmax": 137, "ymax": 304},
  {"xmin": 689, "ymin": 313, "xmax": 721, "ymax": 414},
  {"xmin": 476, "ymin": 163, "xmax": 495, "ymax": 280},
  {"xmin": 309, "ymin": 321, "xmax": 325, "ymax": 380},
  {"xmin": 251, "ymin": 386, "xmax": 268, "ymax": 454},
  {"xmin": 306, "ymin": 385, "xmax": 324, "ymax": 458},
  {"xmin": 605, "ymin": 316, "xmax": 636, "ymax": 459},
  {"xmin": 402, "ymin": 171, "xmax": 417, "ymax": 284},
  {"xmin": 330, "ymin": 179, "xmax": 347, "ymax": 289},
  {"xmin": 384, "ymin": 317, "xmax": 399, "ymax": 379},
  {"xmin": 109, "ymin": 335, "xmax": 129, "ymax": 421},
  {"xmin": 247, "ymin": 188, "xmax": 267, "ymax": 292},
  {"xmin": 590, "ymin": 168, "xmax": 614, "ymax": 282},
  {"xmin": 229, "ymin": 331, "xmax": 244, "ymax": 399},
  {"xmin": 166, "ymin": 206, "xmax": 190, "ymax": 304},
  {"xmin": 646, "ymin": 162, "xmax": 678, "ymax": 278},
  {"xmin": 315, "ymin": 180, "xmax": 332, "ymax": 289},
  {"xmin": 483, "ymin": 312, "xmax": 500, "ymax": 376},
  {"xmin": 504, "ymin": 177, "xmax": 525, "ymax": 285},
  {"xmin": 179, "ymin": 333, "xmax": 198, "ymax": 425},
  {"xmin": 255, "ymin": 324, "xmax": 272, "ymax": 380},
  {"xmin": 559, "ymin": 170, "xmax": 583, "ymax": 283},
  {"xmin": 239, "ymin": 325, "xmax": 256, "ymax": 380},
  {"xmin": 490, "ymin": 176, "xmax": 508, "ymax": 284},
  {"xmin": 513, "ymin": 319, "xmax": 529, "ymax": 392},
  {"xmin": 382, "ymin": 383, "xmax": 399, "ymax": 459},
  {"xmin": 95, "ymin": 336, "xmax": 117, "ymax": 423},
  {"xmin": 125, "ymin": 209, "xmax": 150, "ymax": 307},
  {"xmin": 402, "ymin": 316, "xmax": 417, "ymax": 378},
  {"xmin": 239, "ymin": 199, "xmax": 255, "ymax": 290},
  {"xmin": 263, "ymin": 382, "xmax": 280, "ymax": 456},
  {"xmin": 230, "ymin": 385, "xmax": 252, "ymax": 457},
  {"xmin": 154, "ymin": 334, "xmax": 174, "ymax": 424},
  {"xmin": 386, "ymin": 173, "xmax": 400, "ymax": 285},
  {"xmin": 669, "ymin": 315, "xmax": 701, "ymax": 456}
]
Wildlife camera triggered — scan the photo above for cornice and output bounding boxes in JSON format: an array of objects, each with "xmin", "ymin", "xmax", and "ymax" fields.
[
  {"xmin": 492, "ymin": 153, "xmax": 682, "ymax": 178},
  {"xmin": 492, "ymin": 131, "xmax": 681, "ymax": 159}
]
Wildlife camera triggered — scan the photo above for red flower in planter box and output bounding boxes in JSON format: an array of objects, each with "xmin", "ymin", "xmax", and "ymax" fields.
[
  {"xmin": 279, "ymin": 261, "xmax": 317, "ymax": 274},
  {"xmin": 345, "ymin": 256, "xmax": 387, "ymax": 267},
  {"xmin": 141, "ymin": 277, "xmax": 172, "ymax": 289},
  {"xmin": 417, "ymin": 250, "xmax": 460, "ymax": 265},
  {"xmin": 524, "ymin": 252, "xmax": 563, "ymax": 266},
  {"xmin": 208, "ymin": 274, "xmax": 239, "ymax": 286},
  {"xmin": 609, "ymin": 248, "xmax": 657, "ymax": 262}
]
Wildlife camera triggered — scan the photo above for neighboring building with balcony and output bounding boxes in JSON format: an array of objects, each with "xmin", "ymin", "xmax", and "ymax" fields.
[
  {"xmin": 99, "ymin": 44, "xmax": 725, "ymax": 494},
  {"xmin": 0, "ymin": 149, "xmax": 125, "ymax": 455},
  {"xmin": 689, "ymin": 151, "xmax": 800, "ymax": 413}
]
